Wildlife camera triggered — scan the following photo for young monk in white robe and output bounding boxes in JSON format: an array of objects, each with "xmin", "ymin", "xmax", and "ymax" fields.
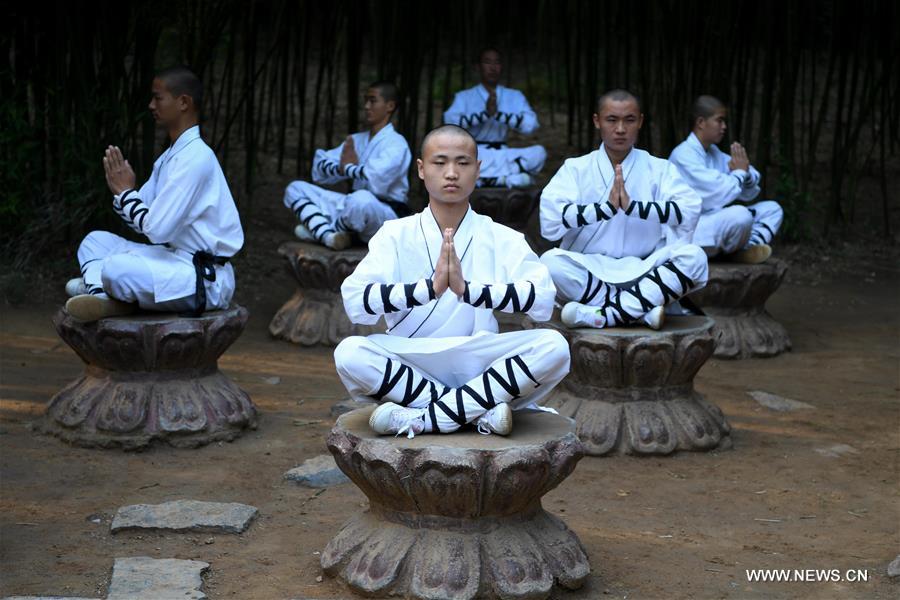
[
  {"xmin": 540, "ymin": 90, "xmax": 708, "ymax": 330},
  {"xmin": 443, "ymin": 48, "xmax": 546, "ymax": 188},
  {"xmin": 65, "ymin": 66, "xmax": 244, "ymax": 322},
  {"xmin": 334, "ymin": 125, "xmax": 569, "ymax": 437},
  {"xmin": 283, "ymin": 81, "xmax": 412, "ymax": 250},
  {"xmin": 668, "ymin": 95, "xmax": 783, "ymax": 263}
]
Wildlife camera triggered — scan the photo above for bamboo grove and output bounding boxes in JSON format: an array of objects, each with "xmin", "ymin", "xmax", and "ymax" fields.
[{"xmin": 3, "ymin": 0, "xmax": 897, "ymax": 267}]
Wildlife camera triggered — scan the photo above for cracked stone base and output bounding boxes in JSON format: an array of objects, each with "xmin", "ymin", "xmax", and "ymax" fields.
[
  {"xmin": 688, "ymin": 259, "xmax": 791, "ymax": 359},
  {"xmin": 526, "ymin": 315, "xmax": 731, "ymax": 456},
  {"xmin": 321, "ymin": 408, "xmax": 590, "ymax": 599},
  {"xmin": 44, "ymin": 306, "xmax": 256, "ymax": 450}
]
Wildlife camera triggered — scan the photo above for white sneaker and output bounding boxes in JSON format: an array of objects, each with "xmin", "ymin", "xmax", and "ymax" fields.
[
  {"xmin": 65, "ymin": 294, "xmax": 135, "ymax": 322},
  {"xmin": 293, "ymin": 224, "xmax": 315, "ymax": 242},
  {"xmin": 369, "ymin": 403, "xmax": 427, "ymax": 438},
  {"xmin": 560, "ymin": 301, "xmax": 606, "ymax": 329},
  {"xmin": 65, "ymin": 278, "xmax": 88, "ymax": 298},
  {"xmin": 324, "ymin": 231, "xmax": 352, "ymax": 251},
  {"xmin": 476, "ymin": 402, "xmax": 513, "ymax": 436},
  {"xmin": 642, "ymin": 306, "xmax": 665, "ymax": 330},
  {"xmin": 505, "ymin": 173, "xmax": 534, "ymax": 188}
]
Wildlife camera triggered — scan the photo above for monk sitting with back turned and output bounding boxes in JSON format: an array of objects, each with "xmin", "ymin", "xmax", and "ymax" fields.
[
  {"xmin": 333, "ymin": 125, "xmax": 569, "ymax": 438},
  {"xmin": 540, "ymin": 89, "xmax": 709, "ymax": 330},
  {"xmin": 65, "ymin": 65, "xmax": 244, "ymax": 322},
  {"xmin": 668, "ymin": 95, "xmax": 784, "ymax": 264}
]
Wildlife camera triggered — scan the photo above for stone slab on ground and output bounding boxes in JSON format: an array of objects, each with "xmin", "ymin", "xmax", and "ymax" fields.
[
  {"xmin": 111, "ymin": 500, "xmax": 257, "ymax": 534},
  {"xmin": 814, "ymin": 444, "xmax": 860, "ymax": 458},
  {"xmin": 107, "ymin": 556, "xmax": 208, "ymax": 600},
  {"xmin": 3, "ymin": 597, "xmax": 99, "ymax": 599},
  {"xmin": 283, "ymin": 454, "xmax": 349, "ymax": 488},
  {"xmin": 888, "ymin": 554, "xmax": 900, "ymax": 577},
  {"xmin": 748, "ymin": 390, "xmax": 815, "ymax": 412}
]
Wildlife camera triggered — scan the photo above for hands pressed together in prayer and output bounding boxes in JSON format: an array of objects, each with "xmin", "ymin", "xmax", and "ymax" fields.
[
  {"xmin": 608, "ymin": 163, "xmax": 631, "ymax": 210},
  {"xmin": 103, "ymin": 145, "xmax": 136, "ymax": 196},
  {"xmin": 728, "ymin": 142, "xmax": 751, "ymax": 172},
  {"xmin": 486, "ymin": 89, "xmax": 498, "ymax": 117},
  {"xmin": 432, "ymin": 228, "xmax": 466, "ymax": 298},
  {"xmin": 340, "ymin": 136, "xmax": 359, "ymax": 171}
]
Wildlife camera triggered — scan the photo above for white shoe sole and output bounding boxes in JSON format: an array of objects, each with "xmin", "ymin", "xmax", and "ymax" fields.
[
  {"xmin": 369, "ymin": 402, "xmax": 402, "ymax": 435},
  {"xmin": 65, "ymin": 295, "xmax": 134, "ymax": 322},
  {"xmin": 482, "ymin": 402, "xmax": 513, "ymax": 435},
  {"xmin": 642, "ymin": 306, "xmax": 665, "ymax": 330},
  {"xmin": 328, "ymin": 231, "xmax": 352, "ymax": 251},
  {"xmin": 293, "ymin": 224, "xmax": 314, "ymax": 242},
  {"xmin": 732, "ymin": 244, "xmax": 772, "ymax": 264}
]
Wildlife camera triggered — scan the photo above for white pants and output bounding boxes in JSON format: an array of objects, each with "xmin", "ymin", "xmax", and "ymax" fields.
[
  {"xmin": 76, "ymin": 231, "xmax": 233, "ymax": 312},
  {"xmin": 477, "ymin": 144, "xmax": 547, "ymax": 186},
  {"xmin": 334, "ymin": 329, "xmax": 570, "ymax": 433},
  {"xmin": 283, "ymin": 181, "xmax": 398, "ymax": 243},
  {"xmin": 693, "ymin": 201, "xmax": 784, "ymax": 256},
  {"xmin": 541, "ymin": 244, "xmax": 708, "ymax": 324}
]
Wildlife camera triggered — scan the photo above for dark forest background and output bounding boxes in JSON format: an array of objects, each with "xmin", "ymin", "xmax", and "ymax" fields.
[{"xmin": 2, "ymin": 0, "xmax": 897, "ymax": 272}]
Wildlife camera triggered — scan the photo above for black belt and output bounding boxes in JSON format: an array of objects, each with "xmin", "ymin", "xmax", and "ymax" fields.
[
  {"xmin": 476, "ymin": 141, "xmax": 507, "ymax": 150},
  {"xmin": 189, "ymin": 251, "xmax": 231, "ymax": 317},
  {"xmin": 377, "ymin": 197, "xmax": 413, "ymax": 218}
]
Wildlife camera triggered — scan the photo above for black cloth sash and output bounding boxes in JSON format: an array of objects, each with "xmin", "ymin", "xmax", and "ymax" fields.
[
  {"xmin": 188, "ymin": 251, "xmax": 231, "ymax": 317},
  {"xmin": 377, "ymin": 197, "xmax": 413, "ymax": 218},
  {"xmin": 476, "ymin": 141, "xmax": 508, "ymax": 150}
]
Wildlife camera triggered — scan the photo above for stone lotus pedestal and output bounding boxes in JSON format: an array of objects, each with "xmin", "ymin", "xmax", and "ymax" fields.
[
  {"xmin": 687, "ymin": 259, "xmax": 791, "ymax": 359},
  {"xmin": 269, "ymin": 241, "xmax": 382, "ymax": 347},
  {"xmin": 322, "ymin": 407, "xmax": 590, "ymax": 599},
  {"xmin": 468, "ymin": 186, "xmax": 540, "ymax": 232},
  {"xmin": 525, "ymin": 315, "xmax": 731, "ymax": 456},
  {"xmin": 44, "ymin": 306, "xmax": 256, "ymax": 450}
]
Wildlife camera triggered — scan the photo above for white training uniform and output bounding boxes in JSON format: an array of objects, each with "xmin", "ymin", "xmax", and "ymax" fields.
[
  {"xmin": 76, "ymin": 125, "xmax": 243, "ymax": 313},
  {"xmin": 443, "ymin": 84, "xmax": 547, "ymax": 186},
  {"xmin": 334, "ymin": 206, "xmax": 570, "ymax": 433},
  {"xmin": 540, "ymin": 144, "xmax": 708, "ymax": 325},
  {"xmin": 283, "ymin": 122, "xmax": 411, "ymax": 243},
  {"xmin": 669, "ymin": 132, "xmax": 783, "ymax": 255}
]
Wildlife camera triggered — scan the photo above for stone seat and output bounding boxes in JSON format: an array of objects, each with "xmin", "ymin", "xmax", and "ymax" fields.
[
  {"xmin": 268, "ymin": 241, "xmax": 382, "ymax": 347},
  {"xmin": 524, "ymin": 314, "xmax": 731, "ymax": 456},
  {"xmin": 322, "ymin": 407, "xmax": 590, "ymax": 600},
  {"xmin": 687, "ymin": 258, "xmax": 791, "ymax": 359},
  {"xmin": 44, "ymin": 305, "xmax": 256, "ymax": 450}
]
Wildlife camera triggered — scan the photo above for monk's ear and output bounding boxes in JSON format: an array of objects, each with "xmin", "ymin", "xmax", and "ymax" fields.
[
  {"xmin": 416, "ymin": 158, "xmax": 425, "ymax": 180},
  {"xmin": 387, "ymin": 100, "xmax": 397, "ymax": 115},
  {"xmin": 637, "ymin": 113, "xmax": 645, "ymax": 129},
  {"xmin": 177, "ymin": 94, "xmax": 191, "ymax": 113}
]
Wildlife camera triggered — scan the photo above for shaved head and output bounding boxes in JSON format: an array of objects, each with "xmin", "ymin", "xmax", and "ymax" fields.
[
  {"xmin": 420, "ymin": 124, "xmax": 478, "ymax": 159},
  {"xmin": 596, "ymin": 89, "xmax": 642, "ymax": 114},
  {"xmin": 156, "ymin": 65, "xmax": 203, "ymax": 114}
]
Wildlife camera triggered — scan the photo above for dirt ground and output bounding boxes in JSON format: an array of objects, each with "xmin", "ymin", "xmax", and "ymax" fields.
[{"xmin": 1, "ymin": 193, "xmax": 899, "ymax": 600}]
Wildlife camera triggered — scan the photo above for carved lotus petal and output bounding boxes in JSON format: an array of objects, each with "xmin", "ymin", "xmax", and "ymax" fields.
[{"xmin": 409, "ymin": 531, "xmax": 480, "ymax": 599}]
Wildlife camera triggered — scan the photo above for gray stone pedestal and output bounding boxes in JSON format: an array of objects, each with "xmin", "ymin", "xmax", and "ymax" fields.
[
  {"xmin": 321, "ymin": 407, "xmax": 590, "ymax": 599},
  {"xmin": 525, "ymin": 315, "xmax": 731, "ymax": 456},
  {"xmin": 44, "ymin": 306, "xmax": 256, "ymax": 449},
  {"xmin": 268, "ymin": 241, "xmax": 381, "ymax": 346},
  {"xmin": 688, "ymin": 259, "xmax": 791, "ymax": 359}
]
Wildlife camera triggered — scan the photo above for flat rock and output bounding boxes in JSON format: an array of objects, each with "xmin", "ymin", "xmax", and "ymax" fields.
[
  {"xmin": 111, "ymin": 500, "xmax": 257, "ymax": 534},
  {"xmin": 748, "ymin": 390, "xmax": 814, "ymax": 412},
  {"xmin": 814, "ymin": 444, "xmax": 860, "ymax": 458},
  {"xmin": 3, "ymin": 597, "xmax": 99, "ymax": 600},
  {"xmin": 330, "ymin": 399, "xmax": 375, "ymax": 418},
  {"xmin": 886, "ymin": 554, "xmax": 900, "ymax": 577},
  {"xmin": 107, "ymin": 556, "xmax": 208, "ymax": 600},
  {"xmin": 284, "ymin": 454, "xmax": 349, "ymax": 488}
]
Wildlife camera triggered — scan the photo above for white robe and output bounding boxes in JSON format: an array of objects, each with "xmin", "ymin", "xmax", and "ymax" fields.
[
  {"xmin": 78, "ymin": 126, "xmax": 243, "ymax": 309},
  {"xmin": 443, "ymin": 84, "xmax": 546, "ymax": 182},
  {"xmin": 669, "ymin": 133, "xmax": 783, "ymax": 253},
  {"xmin": 540, "ymin": 144, "xmax": 703, "ymax": 285},
  {"xmin": 335, "ymin": 206, "xmax": 568, "ymax": 414},
  {"xmin": 283, "ymin": 123, "xmax": 412, "ymax": 242},
  {"xmin": 311, "ymin": 122, "xmax": 411, "ymax": 204}
]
